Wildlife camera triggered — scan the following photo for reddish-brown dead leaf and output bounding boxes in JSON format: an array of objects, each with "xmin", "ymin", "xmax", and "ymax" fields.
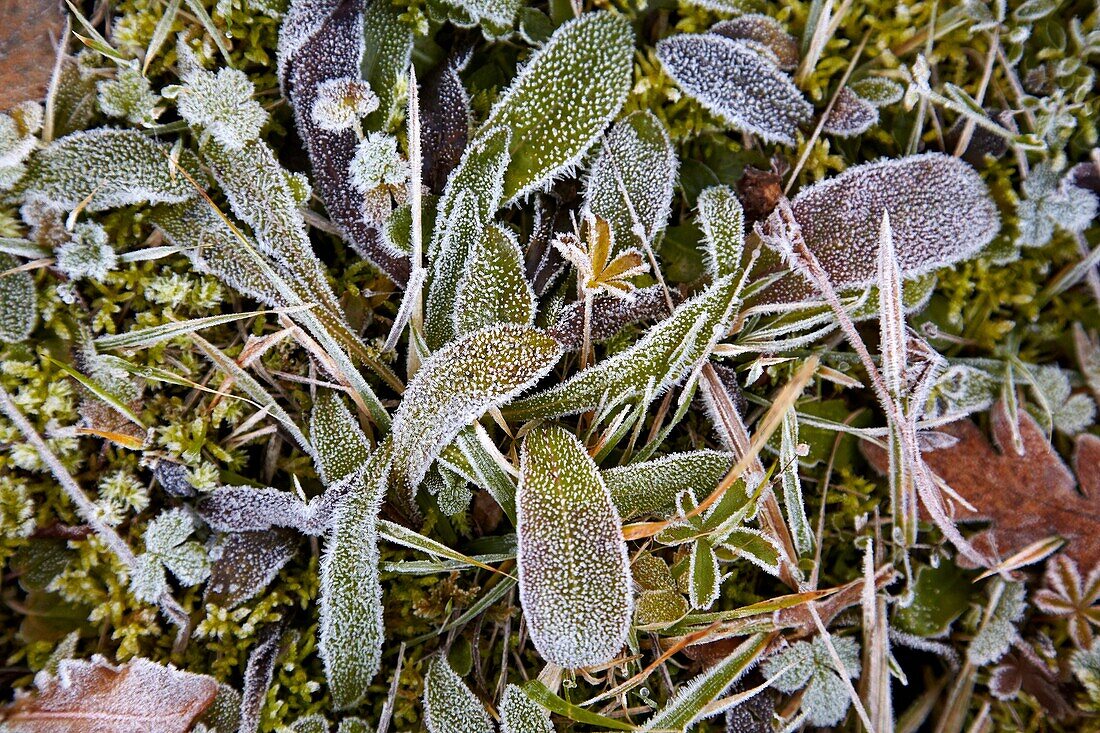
[
  {"xmin": 0, "ymin": 1, "xmax": 65, "ymax": 111},
  {"xmin": 861, "ymin": 402, "xmax": 1100, "ymax": 568},
  {"xmin": 1, "ymin": 655, "xmax": 218, "ymax": 733}
]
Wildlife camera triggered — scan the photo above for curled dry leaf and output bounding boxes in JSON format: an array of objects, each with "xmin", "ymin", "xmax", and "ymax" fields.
[
  {"xmin": 1, "ymin": 655, "xmax": 218, "ymax": 733},
  {"xmin": 862, "ymin": 401, "xmax": 1100, "ymax": 568}
]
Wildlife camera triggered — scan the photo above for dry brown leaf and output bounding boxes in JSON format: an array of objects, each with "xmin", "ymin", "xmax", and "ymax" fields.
[
  {"xmin": 0, "ymin": 1, "xmax": 65, "ymax": 111},
  {"xmin": 862, "ymin": 402, "xmax": 1100, "ymax": 568},
  {"xmin": 1, "ymin": 655, "xmax": 218, "ymax": 733}
]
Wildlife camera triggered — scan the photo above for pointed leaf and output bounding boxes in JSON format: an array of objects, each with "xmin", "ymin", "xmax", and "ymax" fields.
[
  {"xmin": 508, "ymin": 276, "xmax": 739, "ymax": 419},
  {"xmin": 500, "ymin": 684, "xmax": 554, "ymax": 733},
  {"xmin": 311, "ymin": 390, "xmax": 372, "ymax": 485},
  {"xmin": 697, "ymin": 185, "xmax": 745, "ymax": 281},
  {"xmin": 602, "ymin": 450, "xmax": 734, "ymax": 520},
  {"xmin": 422, "ymin": 655, "xmax": 494, "ymax": 733},
  {"xmin": 688, "ymin": 539, "xmax": 721, "ymax": 610},
  {"xmin": 483, "ymin": 11, "xmax": 634, "ymax": 202},
  {"xmin": 456, "ymin": 224, "xmax": 537, "ymax": 334},
  {"xmin": 517, "ymin": 424, "xmax": 633, "ymax": 668},
  {"xmin": 389, "ymin": 324, "xmax": 562, "ymax": 503}
]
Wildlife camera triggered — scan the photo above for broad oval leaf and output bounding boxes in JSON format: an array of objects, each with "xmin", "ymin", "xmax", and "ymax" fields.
[
  {"xmin": 517, "ymin": 424, "xmax": 633, "ymax": 668},
  {"xmin": 696, "ymin": 186, "xmax": 745, "ymax": 281},
  {"xmin": 18, "ymin": 129, "xmax": 200, "ymax": 211},
  {"xmin": 710, "ymin": 15, "xmax": 799, "ymax": 70},
  {"xmin": 456, "ymin": 224, "xmax": 536, "ymax": 335},
  {"xmin": 754, "ymin": 153, "xmax": 1001, "ymax": 309},
  {"xmin": 603, "ymin": 450, "xmax": 734, "ymax": 520},
  {"xmin": 389, "ymin": 324, "xmax": 562, "ymax": 503},
  {"xmin": 585, "ymin": 110, "xmax": 677, "ymax": 251},
  {"xmin": 319, "ymin": 448, "xmax": 390, "ymax": 710},
  {"xmin": 422, "ymin": 655, "xmax": 495, "ymax": 733},
  {"xmin": 822, "ymin": 86, "xmax": 878, "ymax": 137},
  {"xmin": 484, "ymin": 11, "xmax": 634, "ymax": 202},
  {"xmin": 656, "ymin": 34, "xmax": 812, "ymax": 146},
  {"xmin": 508, "ymin": 276, "xmax": 739, "ymax": 420}
]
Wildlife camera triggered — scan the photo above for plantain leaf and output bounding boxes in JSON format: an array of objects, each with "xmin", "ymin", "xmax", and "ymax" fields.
[
  {"xmin": 389, "ymin": 324, "xmax": 562, "ymax": 505},
  {"xmin": 603, "ymin": 450, "xmax": 734, "ymax": 520},
  {"xmin": 517, "ymin": 424, "xmax": 633, "ymax": 668},
  {"xmin": 585, "ymin": 110, "xmax": 677, "ymax": 251},
  {"xmin": 483, "ymin": 11, "xmax": 634, "ymax": 202},
  {"xmin": 0, "ymin": 253, "xmax": 37, "ymax": 343},
  {"xmin": 319, "ymin": 447, "xmax": 390, "ymax": 710},
  {"xmin": 508, "ymin": 275, "xmax": 739, "ymax": 420},
  {"xmin": 754, "ymin": 153, "xmax": 1001, "ymax": 310},
  {"xmin": 456, "ymin": 224, "xmax": 537, "ymax": 334},
  {"xmin": 656, "ymin": 34, "xmax": 812, "ymax": 146},
  {"xmin": 422, "ymin": 655, "xmax": 494, "ymax": 733},
  {"xmin": 425, "ymin": 126, "xmax": 511, "ymax": 349},
  {"xmin": 696, "ymin": 185, "xmax": 745, "ymax": 281},
  {"xmin": 18, "ymin": 129, "xmax": 200, "ymax": 211},
  {"xmin": 500, "ymin": 684, "xmax": 554, "ymax": 733},
  {"xmin": 310, "ymin": 390, "xmax": 372, "ymax": 485},
  {"xmin": 640, "ymin": 632, "xmax": 770, "ymax": 731}
]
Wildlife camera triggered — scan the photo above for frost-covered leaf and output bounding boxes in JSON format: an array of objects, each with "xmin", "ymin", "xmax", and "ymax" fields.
[
  {"xmin": 508, "ymin": 276, "xmax": 739, "ymax": 419},
  {"xmin": 349, "ymin": 132, "xmax": 409, "ymax": 192},
  {"xmin": 424, "ymin": 465, "xmax": 474, "ymax": 517},
  {"xmin": 697, "ymin": 185, "xmax": 745, "ymax": 281},
  {"xmin": 849, "ymin": 77, "xmax": 905, "ymax": 106},
  {"xmin": 97, "ymin": 67, "xmax": 160, "ymax": 126},
  {"xmin": 422, "ymin": 655, "xmax": 494, "ymax": 733},
  {"xmin": 1016, "ymin": 163, "xmax": 1099, "ymax": 248},
  {"xmin": 199, "ymin": 486, "xmax": 321, "ymax": 534},
  {"xmin": 585, "ymin": 110, "xmax": 677, "ymax": 250},
  {"xmin": 280, "ymin": 0, "xmax": 411, "ymax": 283},
  {"xmin": 311, "ymin": 390, "xmax": 372, "ymax": 485},
  {"xmin": 641, "ymin": 633, "xmax": 770, "ymax": 731},
  {"xmin": 603, "ymin": 450, "xmax": 733, "ymax": 520},
  {"xmin": 204, "ymin": 530, "xmax": 299, "ymax": 608},
  {"xmin": 56, "ymin": 222, "xmax": 117, "ymax": 281},
  {"xmin": 762, "ymin": 636, "xmax": 862, "ymax": 727},
  {"xmin": 427, "ymin": 0, "xmax": 522, "ymax": 39},
  {"xmin": 456, "ymin": 224, "xmax": 536, "ymax": 334},
  {"xmin": 18, "ymin": 129, "xmax": 199, "ymax": 211},
  {"xmin": 1, "ymin": 655, "xmax": 218, "ymax": 733},
  {"xmin": 718, "ymin": 527, "xmax": 782, "ymax": 574},
  {"xmin": 320, "ymin": 449, "xmax": 389, "ymax": 709},
  {"xmin": 822, "ymin": 86, "xmax": 878, "ymax": 137},
  {"xmin": 129, "ymin": 552, "xmax": 169, "ymax": 604},
  {"xmin": 1028, "ymin": 365, "xmax": 1097, "ymax": 436},
  {"xmin": 518, "ymin": 424, "xmax": 633, "ymax": 668},
  {"xmin": 173, "ymin": 50, "xmax": 267, "ymax": 151},
  {"xmin": 425, "ymin": 127, "xmax": 511, "ymax": 349},
  {"xmin": 656, "ymin": 34, "xmax": 812, "ymax": 146},
  {"xmin": 779, "ymin": 408, "xmax": 812, "ymax": 555},
  {"xmin": 500, "ymin": 683, "xmax": 554, "ymax": 733},
  {"xmin": 288, "ymin": 715, "xmax": 329, "ymax": 733},
  {"xmin": 754, "ymin": 153, "xmax": 1000, "ymax": 309},
  {"xmin": 546, "ymin": 284, "xmax": 668, "ymax": 351},
  {"xmin": 710, "ymin": 15, "xmax": 799, "ymax": 69},
  {"xmin": 389, "ymin": 324, "xmax": 561, "ymax": 503},
  {"xmin": 239, "ymin": 623, "xmax": 284, "ymax": 733},
  {"xmin": 310, "ymin": 77, "xmax": 378, "ymax": 133},
  {"xmin": 688, "ymin": 538, "xmax": 721, "ymax": 610},
  {"xmin": 0, "ymin": 252, "xmax": 37, "ymax": 342},
  {"xmin": 421, "ymin": 54, "xmax": 472, "ymax": 193},
  {"xmin": 136, "ymin": 508, "xmax": 210, "ymax": 592},
  {"xmin": 969, "ymin": 582, "xmax": 1027, "ymax": 666},
  {"xmin": 483, "ymin": 12, "xmax": 633, "ymax": 202}
]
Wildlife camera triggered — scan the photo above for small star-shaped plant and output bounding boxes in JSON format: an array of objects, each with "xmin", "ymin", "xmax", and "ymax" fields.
[
  {"xmin": 762, "ymin": 635, "xmax": 862, "ymax": 727},
  {"xmin": 129, "ymin": 508, "xmax": 210, "ymax": 605},
  {"xmin": 1035, "ymin": 555, "xmax": 1100, "ymax": 649},
  {"xmin": 553, "ymin": 213, "xmax": 649, "ymax": 299}
]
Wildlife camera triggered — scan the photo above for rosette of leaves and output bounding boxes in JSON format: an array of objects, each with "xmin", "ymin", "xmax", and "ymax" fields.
[
  {"xmin": 761, "ymin": 636, "xmax": 862, "ymax": 727},
  {"xmin": 129, "ymin": 509, "xmax": 210, "ymax": 604}
]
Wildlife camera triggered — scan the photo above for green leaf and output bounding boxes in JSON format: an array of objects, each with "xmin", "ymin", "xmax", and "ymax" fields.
[
  {"xmin": 319, "ymin": 447, "xmax": 390, "ymax": 709},
  {"xmin": 483, "ymin": 11, "xmax": 634, "ymax": 202},
  {"xmin": 19, "ymin": 130, "xmax": 200, "ymax": 211},
  {"xmin": 422, "ymin": 655, "xmax": 494, "ymax": 733},
  {"xmin": 696, "ymin": 185, "xmax": 745, "ymax": 281},
  {"xmin": 361, "ymin": 0, "xmax": 414, "ymax": 130},
  {"xmin": 717, "ymin": 528, "xmax": 782, "ymax": 575},
  {"xmin": 310, "ymin": 390, "xmax": 372, "ymax": 486},
  {"xmin": 95, "ymin": 309, "xmax": 302, "ymax": 351},
  {"xmin": 893, "ymin": 560, "xmax": 974, "ymax": 638},
  {"xmin": 0, "ymin": 254, "xmax": 37, "ymax": 343},
  {"xmin": 500, "ymin": 684, "xmax": 554, "ymax": 733},
  {"xmin": 507, "ymin": 275, "xmax": 740, "ymax": 419},
  {"xmin": 389, "ymin": 324, "xmax": 562, "ymax": 506},
  {"xmin": 521, "ymin": 682, "xmax": 635, "ymax": 731},
  {"xmin": 688, "ymin": 539, "xmax": 720, "ymax": 610},
  {"xmin": 602, "ymin": 450, "xmax": 733, "ymax": 520},
  {"xmin": 428, "ymin": 0, "xmax": 522, "ymax": 38},
  {"xmin": 641, "ymin": 633, "xmax": 770, "ymax": 731},
  {"xmin": 456, "ymin": 224, "xmax": 536, "ymax": 335},
  {"xmin": 779, "ymin": 408, "xmax": 813, "ymax": 555},
  {"xmin": 517, "ymin": 424, "xmax": 633, "ymax": 667},
  {"xmin": 585, "ymin": 110, "xmax": 677, "ymax": 250}
]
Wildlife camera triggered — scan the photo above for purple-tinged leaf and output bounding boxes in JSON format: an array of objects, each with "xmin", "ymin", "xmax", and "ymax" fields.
[
  {"xmin": 420, "ymin": 51, "xmax": 472, "ymax": 194},
  {"xmin": 546, "ymin": 285, "xmax": 670, "ymax": 352},
  {"xmin": 204, "ymin": 530, "xmax": 299, "ymax": 609},
  {"xmin": 710, "ymin": 15, "xmax": 799, "ymax": 70},
  {"xmin": 822, "ymin": 86, "xmax": 878, "ymax": 138}
]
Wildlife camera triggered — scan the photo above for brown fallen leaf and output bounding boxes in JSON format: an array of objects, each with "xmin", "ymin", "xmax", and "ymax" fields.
[
  {"xmin": 1, "ymin": 655, "xmax": 218, "ymax": 733},
  {"xmin": 0, "ymin": 1, "xmax": 65, "ymax": 111},
  {"xmin": 736, "ymin": 165, "xmax": 784, "ymax": 226},
  {"xmin": 861, "ymin": 402, "xmax": 1100, "ymax": 568}
]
